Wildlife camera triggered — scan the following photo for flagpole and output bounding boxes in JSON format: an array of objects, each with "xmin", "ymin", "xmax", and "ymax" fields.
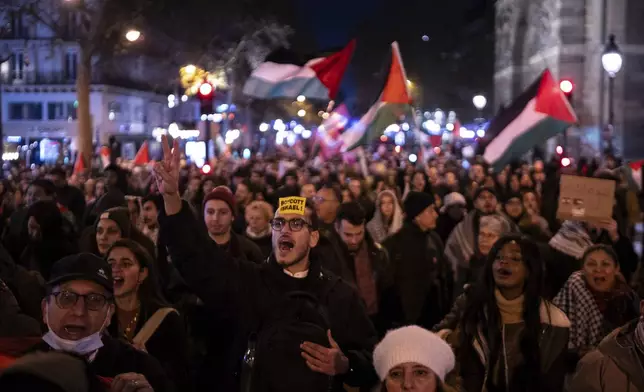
[{"xmin": 357, "ymin": 147, "xmax": 369, "ymax": 178}]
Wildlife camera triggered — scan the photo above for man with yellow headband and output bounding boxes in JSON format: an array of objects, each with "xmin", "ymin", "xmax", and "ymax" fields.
[{"xmin": 153, "ymin": 136, "xmax": 378, "ymax": 392}]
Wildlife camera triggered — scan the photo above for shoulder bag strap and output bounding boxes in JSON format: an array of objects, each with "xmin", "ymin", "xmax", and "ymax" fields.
[{"xmin": 132, "ymin": 307, "xmax": 178, "ymax": 348}]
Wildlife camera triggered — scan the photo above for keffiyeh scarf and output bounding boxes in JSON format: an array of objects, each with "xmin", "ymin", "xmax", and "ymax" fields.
[
  {"xmin": 553, "ymin": 271, "xmax": 604, "ymax": 349},
  {"xmin": 548, "ymin": 220, "xmax": 593, "ymax": 259},
  {"xmin": 445, "ymin": 211, "xmax": 518, "ymax": 278}
]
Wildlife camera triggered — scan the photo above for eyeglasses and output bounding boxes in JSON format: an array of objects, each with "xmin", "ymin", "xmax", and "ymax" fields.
[
  {"xmin": 50, "ymin": 291, "xmax": 111, "ymax": 311},
  {"xmin": 270, "ymin": 218, "xmax": 310, "ymax": 232}
]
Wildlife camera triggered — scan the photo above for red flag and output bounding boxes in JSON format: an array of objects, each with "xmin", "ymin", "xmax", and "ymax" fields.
[
  {"xmin": 133, "ymin": 141, "xmax": 150, "ymax": 166},
  {"xmin": 310, "ymin": 39, "xmax": 356, "ymax": 99},
  {"xmin": 100, "ymin": 146, "xmax": 111, "ymax": 168},
  {"xmin": 73, "ymin": 153, "xmax": 85, "ymax": 175}
]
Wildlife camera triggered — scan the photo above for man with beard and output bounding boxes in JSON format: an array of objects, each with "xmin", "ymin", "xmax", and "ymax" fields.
[
  {"xmin": 154, "ymin": 136, "xmax": 378, "ymax": 391},
  {"xmin": 202, "ymin": 186, "xmax": 263, "ymax": 264},
  {"xmin": 140, "ymin": 194, "xmax": 161, "ymax": 245},
  {"xmin": 570, "ymin": 300, "xmax": 644, "ymax": 391},
  {"xmin": 334, "ymin": 202, "xmax": 390, "ymax": 336}
]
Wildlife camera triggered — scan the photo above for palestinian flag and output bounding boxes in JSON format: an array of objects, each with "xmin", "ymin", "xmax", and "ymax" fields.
[
  {"xmin": 73, "ymin": 152, "xmax": 86, "ymax": 175},
  {"xmin": 482, "ymin": 69, "xmax": 578, "ymax": 171},
  {"xmin": 133, "ymin": 141, "xmax": 150, "ymax": 166},
  {"xmin": 312, "ymin": 104, "xmax": 349, "ymax": 159},
  {"xmin": 243, "ymin": 40, "xmax": 355, "ymax": 101},
  {"xmin": 340, "ymin": 42, "xmax": 414, "ymax": 152}
]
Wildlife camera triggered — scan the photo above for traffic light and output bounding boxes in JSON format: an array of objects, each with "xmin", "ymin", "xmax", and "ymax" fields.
[
  {"xmin": 559, "ymin": 79, "xmax": 574, "ymax": 103},
  {"xmin": 197, "ymin": 81, "xmax": 215, "ymax": 116}
]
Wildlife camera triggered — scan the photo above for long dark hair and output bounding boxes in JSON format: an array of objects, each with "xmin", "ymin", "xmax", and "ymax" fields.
[
  {"xmin": 106, "ymin": 239, "xmax": 169, "ymax": 311},
  {"xmin": 459, "ymin": 234, "xmax": 544, "ymax": 391}
]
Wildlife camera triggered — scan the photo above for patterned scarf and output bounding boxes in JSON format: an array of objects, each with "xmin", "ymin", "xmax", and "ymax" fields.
[
  {"xmin": 445, "ymin": 211, "xmax": 518, "ymax": 278},
  {"xmin": 366, "ymin": 190, "xmax": 403, "ymax": 244},
  {"xmin": 553, "ymin": 271, "xmax": 604, "ymax": 349},
  {"xmin": 548, "ymin": 220, "xmax": 594, "ymax": 259}
]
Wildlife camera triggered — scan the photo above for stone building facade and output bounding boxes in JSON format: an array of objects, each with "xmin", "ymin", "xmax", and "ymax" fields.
[{"xmin": 494, "ymin": 0, "xmax": 644, "ymax": 159}]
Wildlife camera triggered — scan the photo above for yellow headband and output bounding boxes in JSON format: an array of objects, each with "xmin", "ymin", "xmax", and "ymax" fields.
[{"xmin": 278, "ymin": 196, "xmax": 306, "ymax": 215}]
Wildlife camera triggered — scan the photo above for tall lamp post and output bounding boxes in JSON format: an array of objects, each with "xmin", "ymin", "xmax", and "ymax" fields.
[
  {"xmin": 601, "ymin": 34, "xmax": 623, "ymax": 154},
  {"xmin": 473, "ymin": 94, "xmax": 487, "ymax": 120}
]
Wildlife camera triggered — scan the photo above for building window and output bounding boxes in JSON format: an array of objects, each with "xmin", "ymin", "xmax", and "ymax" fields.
[
  {"xmin": 11, "ymin": 52, "xmax": 24, "ymax": 80},
  {"xmin": 9, "ymin": 103, "xmax": 43, "ymax": 120},
  {"xmin": 47, "ymin": 102, "xmax": 65, "ymax": 120},
  {"xmin": 64, "ymin": 52, "xmax": 78, "ymax": 81},
  {"xmin": 66, "ymin": 102, "xmax": 78, "ymax": 120},
  {"xmin": 108, "ymin": 101, "xmax": 122, "ymax": 121}
]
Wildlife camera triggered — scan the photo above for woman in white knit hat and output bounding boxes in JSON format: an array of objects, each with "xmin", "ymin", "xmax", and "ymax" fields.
[{"xmin": 372, "ymin": 325, "xmax": 455, "ymax": 392}]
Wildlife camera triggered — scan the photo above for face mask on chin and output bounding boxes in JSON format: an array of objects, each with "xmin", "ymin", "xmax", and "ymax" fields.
[{"xmin": 42, "ymin": 307, "xmax": 111, "ymax": 356}]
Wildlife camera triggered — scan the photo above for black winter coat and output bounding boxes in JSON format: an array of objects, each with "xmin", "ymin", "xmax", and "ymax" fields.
[
  {"xmin": 31, "ymin": 335, "xmax": 172, "ymax": 392},
  {"xmin": 383, "ymin": 223, "xmax": 454, "ymax": 331},
  {"xmin": 159, "ymin": 202, "xmax": 379, "ymax": 392}
]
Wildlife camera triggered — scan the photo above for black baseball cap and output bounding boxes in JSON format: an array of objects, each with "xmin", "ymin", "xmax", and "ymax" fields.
[{"xmin": 47, "ymin": 253, "xmax": 113, "ymax": 294}]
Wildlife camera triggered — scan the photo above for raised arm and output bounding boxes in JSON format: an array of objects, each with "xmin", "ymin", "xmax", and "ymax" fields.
[{"xmin": 153, "ymin": 136, "xmax": 244, "ymax": 315}]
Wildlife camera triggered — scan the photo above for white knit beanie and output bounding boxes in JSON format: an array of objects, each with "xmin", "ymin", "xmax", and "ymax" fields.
[{"xmin": 373, "ymin": 325, "xmax": 455, "ymax": 382}]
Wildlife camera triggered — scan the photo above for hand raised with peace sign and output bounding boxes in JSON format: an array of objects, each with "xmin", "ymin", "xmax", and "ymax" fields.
[
  {"xmin": 153, "ymin": 135, "xmax": 180, "ymax": 196},
  {"xmin": 153, "ymin": 135, "xmax": 182, "ymax": 215}
]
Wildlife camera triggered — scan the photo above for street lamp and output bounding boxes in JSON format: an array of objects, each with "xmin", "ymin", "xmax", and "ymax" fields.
[
  {"xmin": 125, "ymin": 29, "xmax": 141, "ymax": 42},
  {"xmin": 296, "ymin": 95, "xmax": 306, "ymax": 103},
  {"xmin": 473, "ymin": 94, "xmax": 487, "ymax": 120},
  {"xmin": 601, "ymin": 34, "xmax": 623, "ymax": 154},
  {"xmin": 473, "ymin": 95, "xmax": 487, "ymax": 111}
]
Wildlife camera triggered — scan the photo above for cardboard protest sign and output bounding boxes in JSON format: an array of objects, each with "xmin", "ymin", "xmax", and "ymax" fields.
[
  {"xmin": 278, "ymin": 197, "xmax": 306, "ymax": 215},
  {"xmin": 557, "ymin": 175, "xmax": 615, "ymax": 222}
]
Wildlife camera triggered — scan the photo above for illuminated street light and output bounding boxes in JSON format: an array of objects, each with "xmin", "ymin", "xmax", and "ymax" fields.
[
  {"xmin": 181, "ymin": 95, "xmax": 188, "ymax": 102},
  {"xmin": 125, "ymin": 29, "xmax": 141, "ymax": 42},
  {"xmin": 184, "ymin": 64, "xmax": 197, "ymax": 75},
  {"xmin": 297, "ymin": 109, "xmax": 306, "ymax": 117},
  {"xmin": 473, "ymin": 95, "xmax": 487, "ymax": 111},
  {"xmin": 259, "ymin": 123, "xmax": 269, "ymax": 132},
  {"xmin": 297, "ymin": 95, "xmax": 306, "ymax": 102}
]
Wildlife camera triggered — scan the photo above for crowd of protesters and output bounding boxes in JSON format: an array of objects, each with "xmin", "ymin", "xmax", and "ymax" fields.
[{"xmin": 0, "ymin": 139, "xmax": 643, "ymax": 392}]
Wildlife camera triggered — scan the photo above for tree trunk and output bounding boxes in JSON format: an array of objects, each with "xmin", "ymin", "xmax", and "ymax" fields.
[{"xmin": 76, "ymin": 47, "xmax": 93, "ymax": 166}]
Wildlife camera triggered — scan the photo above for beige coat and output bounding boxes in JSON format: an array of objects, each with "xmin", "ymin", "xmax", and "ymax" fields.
[{"xmin": 569, "ymin": 321, "xmax": 644, "ymax": 392}]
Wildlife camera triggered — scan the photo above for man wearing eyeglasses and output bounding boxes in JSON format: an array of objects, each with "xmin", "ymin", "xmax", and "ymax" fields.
[
  {"xmin": 154, "ymin": 136, "xmax": 378, "ymax": 391},
  {"xmin": 30, "ymin": 253, "xmax": 171, "ymax": 392}
]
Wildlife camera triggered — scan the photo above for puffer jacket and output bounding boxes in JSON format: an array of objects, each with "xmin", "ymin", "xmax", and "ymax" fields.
[{"xmin": 569, "ymin": 320, "xmax": 644, "ymax": 392}]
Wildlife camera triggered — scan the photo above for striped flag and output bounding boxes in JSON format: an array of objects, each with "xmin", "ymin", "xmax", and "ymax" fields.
[
  {"xmin": 243, "ymin": 40, "xmax": 355, "ymax": 101},
  {"xmin": 340, "ymin": 42, "xmax": 414, "ymax": 152},
  {"xmin": 313, "ymin": 104, "xmax": 349, "ymax": 159},
  {"xmin": 482, "ymin": 69, "xmax": 577, "ymax": 171}
]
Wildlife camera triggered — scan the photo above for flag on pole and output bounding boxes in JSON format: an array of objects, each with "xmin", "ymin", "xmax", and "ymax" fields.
[
  {"xmin": 243, "ymin": 40, "xmax": 356, "ymax": 101},
  {"xmin": 482, "ymin": 69, "xmax": 578, "ymax": 171},
  {"xmin": 313, "ymin": 104, "xmax": 349, "ymax": 159},
  {"xmin": 340, "ymin": 42, "xmax": 414, "ymax": 152},
  {"xmin": 73, "ymin": 153, "xmax": 85, "ymax": 175},
  {"xmin": 132, "ymin": 141, "xmax": 150, "ymax": 166},
  {"xmin": 99, "ymin": 146, "xmax": 111, "ymax": 168}
]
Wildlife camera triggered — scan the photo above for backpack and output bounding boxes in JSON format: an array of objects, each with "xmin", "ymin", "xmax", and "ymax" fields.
[{"xmin": 242, "ymin": 280, "xmax": 338, "ymax": 392}]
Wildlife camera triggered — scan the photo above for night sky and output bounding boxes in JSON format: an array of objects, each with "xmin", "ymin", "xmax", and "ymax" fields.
[{"xmin": 286, "ymin": 0, "xmax": 496, "ymax": 119}]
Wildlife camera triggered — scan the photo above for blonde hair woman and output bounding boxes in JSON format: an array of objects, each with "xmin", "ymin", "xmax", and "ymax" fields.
[{"xmin": 244, "ymin": 200, "xmax": 274, "ymax": 259}]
